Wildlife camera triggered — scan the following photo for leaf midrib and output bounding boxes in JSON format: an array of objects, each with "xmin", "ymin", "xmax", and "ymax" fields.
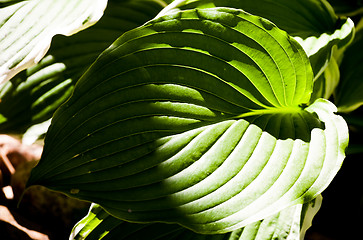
[{"xmin": 234, "ymin": 106, "xmax": 303, "ymax": 119}]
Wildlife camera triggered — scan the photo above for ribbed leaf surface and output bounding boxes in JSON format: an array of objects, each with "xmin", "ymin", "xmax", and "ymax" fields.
[
  {"xmin": 0, "ymin": 0, "xmax": 107, "ymax": 83},
  {"xmin": 27, "ymin": 8, "xmax": 348, "ymax": 233},
  {"xmin": 0, "ymin": 0, "xmax": 164, "ymax": 133},
  {"xmin": 70, "ymin": 197, "xmax": 321, "ymax": 240},
  {"xmin": 176, "ymin": 0, "xmax": 355, "ymax": 77}
]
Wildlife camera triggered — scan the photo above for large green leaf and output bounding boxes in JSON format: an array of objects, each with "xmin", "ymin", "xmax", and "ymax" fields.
[
  {"xmin": 70, "ymin": 196, "xmax": 322, "ymax": 240},
  {"xmin": 0, "ymin": 0, "xmax": 108, "ymax": 83},
  {"xmin": 27, "ymin": 8, "xmax": 348, "ymax": 234},
  {"xmin": 0, "ymin": 0, "xmax": 165, "ymax": 133},
  {"xmin": 173, "ymin": 0, "xmax": 355, "ymax": 78}
]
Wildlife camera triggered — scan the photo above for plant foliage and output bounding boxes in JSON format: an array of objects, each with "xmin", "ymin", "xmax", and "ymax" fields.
[{"xmin": 0, "ymin": 0, "xmax": 362, "ymax": 239}]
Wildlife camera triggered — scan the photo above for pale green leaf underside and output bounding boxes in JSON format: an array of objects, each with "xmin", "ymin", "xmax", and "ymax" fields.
[
  {"xmin": 0, "ymin": 0, "xmax": 108, "ymax": 83},
  {"xmin": 294, "ymin": 17, "xmax": 354, "ymax": 80},
  {"xmin": 0, "ymin": 0, "xmax": 164, "ymax": 132},
  {"xmin": 27, "ymin": 8, "xmax": 347, "ymax": 234},
  {"xmin": 70, "ymin": 197, "xmax": 321, "ymax": 240}
]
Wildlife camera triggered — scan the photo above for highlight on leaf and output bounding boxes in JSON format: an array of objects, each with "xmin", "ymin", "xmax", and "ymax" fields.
[
  {"xmin": 174, "ymin": 0, "xmax": 355, "ymax": 80},
  {"xmin": 0, "ymin": 0, "xmax": 108, "ymax": 83}
]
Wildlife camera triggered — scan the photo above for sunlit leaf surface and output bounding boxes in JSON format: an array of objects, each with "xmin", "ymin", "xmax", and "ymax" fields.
[
  {"xmin": 176, "ymin": 0, "xmax": 355, "ymax": 78},
  {"xmin": 0, "ymin": 0, "xmax": 108, "ymax": 83}
]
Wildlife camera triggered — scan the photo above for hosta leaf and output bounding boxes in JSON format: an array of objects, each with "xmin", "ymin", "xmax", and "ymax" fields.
[
  {"xmin": 70, "ymin": 197, "xmax": 322, "ymax": 240},
  {"xmin": 175, "ymin": 0, "xmax": 355, "ymax": 77},
  {"xmin": 0, "ymin": 0, "xmax": 165, "ymax": 133},
  {"xmin": 27, "ymin": 8, "xmax": 348, "ymax": 234},
  {"xmin": 335, "ymin": 27, "xmax": 363, "ymax": 112},
  {"xmin": 0, "ymin": 0, "xmax": 108, "ymax": 83}
]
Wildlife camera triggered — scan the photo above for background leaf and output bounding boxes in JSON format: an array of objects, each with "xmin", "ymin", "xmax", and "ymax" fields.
[
  {"xmin": 327, "ymin": 0, "xmax": 363, "ymax": 16},
  {"xmin": 27, "ymin": 7, "xmax": 348, "ymax": 234},
  {"xmin": 335, "ymin": 23, "xmax": 363, "ymax": 112},
  {"xmin": 0, "ymin": 0, "xmax": 108, "ymax": 83},
  {"xmin": 0, "ymin": 0, "xmax": 165, "ymax": 133},
  {"xmin": 310, "ymin": 47, "xmax": 341, "ymax": 102}
]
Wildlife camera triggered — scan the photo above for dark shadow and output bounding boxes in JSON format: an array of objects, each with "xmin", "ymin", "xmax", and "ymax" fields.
[{"xmin": 0, "ymin": 221, "xmax": 32, "ymax": 240}]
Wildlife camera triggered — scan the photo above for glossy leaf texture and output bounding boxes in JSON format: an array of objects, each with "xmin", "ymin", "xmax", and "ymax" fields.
[
  {"xmin": 335, "ymin": 26, "xmax": 363, "ymax": 112},
  {"xmin": 28, "ymin": 8, "xmax": 348, "ymax": 234},
  {"xmin": 175, "ymin": 0, "xmax": 355, "ymax": 78},
  {"xmin": 70, "ymin": 197, "xmax": 322, "ymax": 240},
  {"xmin": 0, "ymin": 0, "xmax": 108, "ymax": 83},
  {"xmin": 0, "ymin": 0, "xmax": 165, "ymax": 133}
]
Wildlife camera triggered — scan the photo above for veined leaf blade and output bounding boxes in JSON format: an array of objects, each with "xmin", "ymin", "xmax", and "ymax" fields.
[
  {"xmin": 27, "ymin": 8, "xmax": 347, "ymax": 234},
  {"xmin": 176, "ymin": 0, "xmax": 355, "ymax": 78}
]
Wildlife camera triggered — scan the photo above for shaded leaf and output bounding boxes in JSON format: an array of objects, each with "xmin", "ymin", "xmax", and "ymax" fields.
[
  {"xmin": 327, "ymin": 0, "xmax": 363, "ymax": 16},
  {"xmin": 0, "ymin": 0, "xmax": 165, "ymax": 133},
  {"xmin": 0, "ymin": 0, "xmax": 108, "ymax": 83},
  {"xmin": 0, "ymin": 0, "xmax": 24, "ymax": 8},
  {"xmin": 27, "ymin": 8, "xmax": 348, "ymax": 234},
  {"xmin": 335, "ymin": 27, "xmax": 363, "ymax": 112}
]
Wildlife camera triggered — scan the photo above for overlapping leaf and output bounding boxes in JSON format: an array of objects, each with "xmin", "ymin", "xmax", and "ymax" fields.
[
  {"xmin": 0, "ymin": 0, "xmax": 165, "ymax": 133},
  {"xmin": 310, "ymin": 49, "xmax": 341, "ymax": 102},
  {"xmin": 174, "ymin": 0, "xmax": 355, "ymax": 78},
  {"xmin": 0, "ymin": 0, "xmax": 108, "ymax": 83},
  {"xmin": 70, "ymin": 197, "xmax": 322, "ymax": 240},
  {"xmin": 335, "ymin": 26, "xmax": 363, "ymax": 112},
  {"xmin": 27, "ymin": 8, "xmax": 348, "ymax": 234}
]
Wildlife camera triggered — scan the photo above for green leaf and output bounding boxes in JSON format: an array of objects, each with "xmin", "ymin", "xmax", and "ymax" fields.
[
  {"xmin": 335, "ymin": 27, "xmax": 363, "ymax": 112},
  {"xmin": 27, "ymin": 8, "xmax": 348, "ymax": 234},
  {"xmin": 0, "ymin": 0, "xmax": 165, "ymax": 133},
  {"xmin": 0, "ymin": 0, "xmax": 108, "ymax": 83},
  {"xmin": 175, "ymin": 0, "xmax": 355, "ymax": 77},
  {"xmin": 70, "ymin": 197, "xmax": 322, "ymax": 239}
]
